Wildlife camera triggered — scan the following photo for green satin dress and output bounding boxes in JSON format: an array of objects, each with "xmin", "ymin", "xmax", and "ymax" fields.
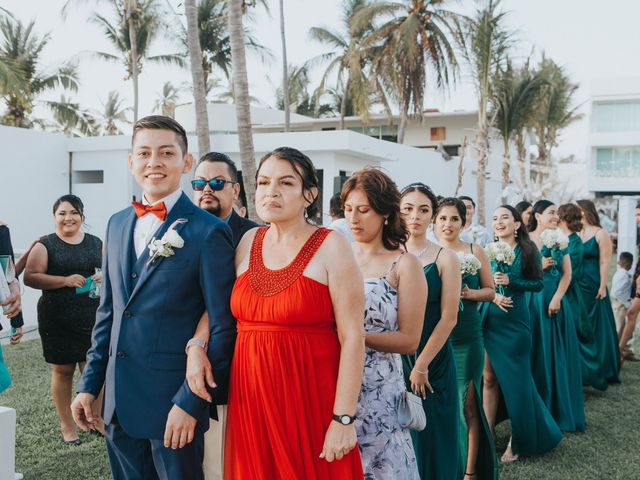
[
  {"xmin": 402, "ymin": 252, "xmax": 460, "ymax": 480},
  {"xmin": 528, "ymin": 246, "xmax": 585, "ymax": 432},
  {"xmin": 565, "ymin": 234, "xmax": 589, "ymax": 346},
  {"xmin": 577, "ymin": 234, "xmax": 621, "ymax": 388},
  {"xmin": 481, "ymin": 246, "xmax": 562, "ymax": 456},
  {"xmin": 450, "ymin": 246, "xmax": 498, "ymax": 480},
  {"xmin": 0, "ymin": 342, "xmax": 11, "ymax": 393}
]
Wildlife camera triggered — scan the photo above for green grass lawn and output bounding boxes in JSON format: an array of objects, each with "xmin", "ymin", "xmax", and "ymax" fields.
[{"xmin": 2, "ymin": 339, "xmax": 640, "ymax": 479}]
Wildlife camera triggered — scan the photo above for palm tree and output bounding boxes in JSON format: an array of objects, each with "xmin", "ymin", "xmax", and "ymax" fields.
[
  {"xmin": 228, "ymin": 0, "xmax": 258, "ymax": 220},
  {"xmin": 185, "ymin": 0, "xmax": 211, "ymax": 155},
  {"xmin": 0, "ymin": 17, "xmax": 80, "ymax": 128},
  {"xmin": 454, "ymin": 0, "xmax": 511, "ymax": 224},
  {"xmin": 49, "ymin": 96, "xmax": 99, "ymax": 137},
  {"xmin": 275, "ymin": 64, "xmax": 334, "ymax": 117},
  {"xmin": 531, "ymin": 56, "xmax": 581, "ymax": 184},
  {"xmin": 278, "ymin": 0, "xmax": 290, "ymax": 130},
  {"xmin": 98, "ymin": 90, "xmax": 130, "ymax": 135},
  {"xmin": 355, "ymin": 0, "xmax": 461, "ymax": 144},
  {"xmin": 154, "ymin": 81, "xmax": 181, "ymax": 118},
  {"xmin": 491, "ymin": 59, "xmax": 546, "ymax": 200},
  {"xmin": 308, "ymin": 0, "xmax": 382, "ymax": 129}
]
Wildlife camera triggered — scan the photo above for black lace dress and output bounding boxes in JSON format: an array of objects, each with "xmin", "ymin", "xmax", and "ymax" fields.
[{"xmin": 37, "ymin": 233, "xmax": 102, "ymax": 364}]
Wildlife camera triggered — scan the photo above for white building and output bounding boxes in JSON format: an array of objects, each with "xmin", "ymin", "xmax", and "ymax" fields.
[{"xmin": 588, "ymin": 77, "xmax": 640, "ymax": 254}]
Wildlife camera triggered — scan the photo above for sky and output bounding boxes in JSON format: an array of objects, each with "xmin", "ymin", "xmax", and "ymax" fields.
[{"xmin": 3, "ymin": 0, "xmax": 640, "ymax": 161}]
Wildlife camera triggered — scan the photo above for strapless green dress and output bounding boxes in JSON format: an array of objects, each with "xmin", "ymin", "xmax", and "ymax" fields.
[
  {"xmin": 403, "ymin": 257, "xmax": 459, "ymax": 480},
  {"xmin": 528, "ymin": 246, "xmax": 585, "ymax": 432},
  {"xmin": 481, "ymin": 246, "xmax": 562, "ymax": 456},
  {"xmin": 450, "ymin": 253, "xmax": 498, "ymax": 479},
  {"xmin": 577, "ymin": 235, "xmax": 620, "ymax": 388}
]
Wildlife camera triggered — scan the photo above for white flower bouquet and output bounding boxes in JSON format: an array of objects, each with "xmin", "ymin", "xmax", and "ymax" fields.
[
  {"xmin": 485, "ymin": 241, "xmax": 515, "ymax": 294},
  {"xmin": 539, "ymin": 229, "xmax": 568, "ymax": 277},
  {"xmin": 457, "ymin": 252, "xmax": 482, "ymax": 278}
]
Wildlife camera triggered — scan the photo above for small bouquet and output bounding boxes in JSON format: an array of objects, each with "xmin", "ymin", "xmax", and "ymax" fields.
[
  {"xmin": 457, "ymin": 252, "xmax": 481, "ymax": 311},
  {"xmin": 539, "ymin": 229, "xmax": 568, "ymax": 277},
  {"xmin": 485, "ymin": 241, "xmax": 515, "ymax": 295}
]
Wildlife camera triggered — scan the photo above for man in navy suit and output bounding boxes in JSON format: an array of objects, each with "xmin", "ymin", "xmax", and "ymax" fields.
[
  {"xmin": 71, "ymin": 116, "xmax": 236, "ymax": 480},
  {"xmin": 191, "ymin": 152, "xmax": 257, "ymax": 479}
]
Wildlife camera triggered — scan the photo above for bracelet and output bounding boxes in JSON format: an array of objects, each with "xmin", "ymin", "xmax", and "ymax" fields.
[
  {"xmin": 413, "ymin": 367, "xmax": 428, "ymax": 375},
  {"xmin": 185, "ymin": 338, "xmax": 207, "ymax": 355}
]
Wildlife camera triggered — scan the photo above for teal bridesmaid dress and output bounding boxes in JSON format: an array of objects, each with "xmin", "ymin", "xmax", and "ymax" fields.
[
  {"xmin": 564, "ymin": 234, "xmax": 589, "ymax": 346},
  {"xmin": 450, "ymin": 246, "xmax": 498, "ymax": 479},
  {"xmin": 402, "ymin": 250, "xmax": 460, "ymax": 480},
  {"xmin": 481, "ymin": 246, "xmax": 562, "ymax": 456},
  {"xmin": 577, "ymin": 234, "xmax": 621, "ymax": 388},
  {"xmin": 529, "ymin": 246, "xmax": 585, "ymax": 432},
  {"xmin": 0, "ymin": 342, "xmax": 11, "ymax": 393}
]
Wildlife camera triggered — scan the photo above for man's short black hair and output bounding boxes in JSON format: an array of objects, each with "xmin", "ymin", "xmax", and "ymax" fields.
[
  {"xmin": 458, "ymin": 195, "xmax": 475, "ymax": 208},
  {"xmin": 619, "ymin": 251, "xmax": 634, "ymax": 266},
  {"xmin": 132, "ymin": 115, "xmax": 188, "ymax": 156},
  {"xmin": 329, "ymin": 193, "xmax": 344, "ymax": 218},
  {"xmin": 198, "ymin": 152, "xmax": 238, "ymax": 182}
]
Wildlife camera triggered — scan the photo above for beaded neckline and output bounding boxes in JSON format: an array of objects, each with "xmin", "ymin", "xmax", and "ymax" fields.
[{"xmin": 248, "ymin": 227, "xmax": 331, "ymax": 296}]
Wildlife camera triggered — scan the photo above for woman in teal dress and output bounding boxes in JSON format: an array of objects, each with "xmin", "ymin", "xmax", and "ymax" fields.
[
  {"xmin": 482, "ymin": 205, "xmax": 562, "ymax": 461},
  {"xmin": 576, "ymin": 199, "xmax": 621, "ymax": 388},
  {"xmin": 527, "ymin": 200, "xmax": 585, "ymax": 432},
  {"xmin": 400, "ymin": 184, "xmax": 461, "ymax": 480},
  {"xmin": 436, "ymin": 198, "xmax": 497, "ymax": 480}
]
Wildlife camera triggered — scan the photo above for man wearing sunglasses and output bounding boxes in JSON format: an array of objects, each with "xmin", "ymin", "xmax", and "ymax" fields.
[
  {"xmin": 192, "ymin": 152, "xmax": 258, "ymax": 249},
  {"xmin": 191, "ymin": 152, "xmax": 257, "ymax": 480}
]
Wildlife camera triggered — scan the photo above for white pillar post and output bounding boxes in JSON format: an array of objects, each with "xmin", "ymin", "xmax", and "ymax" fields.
[{"xmin": 617, "ymin": 197, "xmax": 638, "ymax": 261}]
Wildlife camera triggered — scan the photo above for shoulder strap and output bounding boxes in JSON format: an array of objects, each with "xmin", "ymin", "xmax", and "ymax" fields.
[
  {"xmin": 383, "ymin": 251, "xmax": 405, "ymax": 279},
  {"xmin": 470, "ymin": 243, "xmax": 474, "ymax": 254},
  {"xmin": 248, "ymin": 226, "xmax": 269, "ymax": 271},
  {"xmin": 434, "ymin": 247, "xmax": 444, "ymax": 263},
  {"xmin": 294, "ymin": 228, "xmax": 332, "ymax": 273}
]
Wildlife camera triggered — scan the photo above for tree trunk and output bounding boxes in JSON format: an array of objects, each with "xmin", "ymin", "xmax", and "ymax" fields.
[
  {"xmin": 279, "ymin": 0, "xmax": 290, "ymax": 131},
  {"xmin": 126, "ymin": 1, "xmax": 139, "ymax": 122},
  {"xmin": 339, "ymin": 84, "xmax": 348, "ymax": 130},
  {"xmin": 515, "ymin": 131, "xmax": 527, "ymax": 194},
  {"xmin": 397, "ymin": 103, "xmax": 409, "ymax": 144},
  {"xmin": 229, "ymin": 0, "xmax": 258, "ymax": 221},
  {"xmin": 475, "ymin": 124, "xmax": 490, "ymax": 226},
  {"xmin": 185, "ymin": 0, "xmax": 211, "ymax": 156},
  {"xmin": 501, "ymin": 141, "xmax": 510, "ymax": 204}
]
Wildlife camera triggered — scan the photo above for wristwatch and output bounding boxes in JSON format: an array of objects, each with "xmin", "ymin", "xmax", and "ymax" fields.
[
  {"xmin": 185, "ymin": 338, "xmax": 207, "ymax": 355},
  {"xmin": 332, "ymin": 414, "xmax": 356, "ymax": 425}
]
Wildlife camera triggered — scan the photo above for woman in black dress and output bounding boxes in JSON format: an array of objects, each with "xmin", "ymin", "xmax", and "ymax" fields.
[{"xmin": 25, "ymin": 195, "xmax": 102, "ymax": 444}]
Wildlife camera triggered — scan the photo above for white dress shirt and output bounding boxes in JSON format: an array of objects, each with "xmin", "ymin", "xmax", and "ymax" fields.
[
  {"xmin": 328, "ymin": 218, "xmax": 354, "ymax": 243},
  {"xmin": 611, "ymin": 266, "xmax": 633, "ymax": 308},
  {"xmin": 459, "ymin": 223, "xmax": 492, "ymax": 247},
  {"xmin": 133, "ymin": 189, "xmax": 183, "ymax": 257}
]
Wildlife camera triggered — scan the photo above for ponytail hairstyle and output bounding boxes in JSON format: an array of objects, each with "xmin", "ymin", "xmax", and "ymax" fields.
[
  {"xmin": 498, "ymin": 205, "xmax": 542, "ymax": 280},
  {"xmin": 557, "ymin": 203, "xmax": 583, "ymax": 233},
  {"xmin": 341, "ymin": 167, "xmax": 408, "ymax": 250},
  {"xmin": 528, "ymin": 199, "xmax": 555, "ymax": 232},
  {"xmin": 576, "ymin": 199, "xmax": 601, "ymax": 228}
]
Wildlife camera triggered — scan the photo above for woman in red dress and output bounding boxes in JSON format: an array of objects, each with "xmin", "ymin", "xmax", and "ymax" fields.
[{"xmin": 188, "ymin": 147, "xmax": 366, "ymax": 479}]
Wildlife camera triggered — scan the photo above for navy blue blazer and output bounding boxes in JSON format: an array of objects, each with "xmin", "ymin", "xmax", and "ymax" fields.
[
  {"xmin": 78, "ymin": 193, "xmax": 236, "ymax": 439},
  {"xmin": 227, "ymin": 209, "xmax": 258, "ymax": 248}
]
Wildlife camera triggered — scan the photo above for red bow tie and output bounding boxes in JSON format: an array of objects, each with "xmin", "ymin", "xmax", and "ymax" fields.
[{"xmin": 132, "ymin": 201, "xmax": 167, "ymax": 221}]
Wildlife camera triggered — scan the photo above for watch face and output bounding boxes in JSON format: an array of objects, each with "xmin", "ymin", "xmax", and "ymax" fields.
[{"xmin": 340, "ymin": 416, "xmax": 350, "ymax": 425}]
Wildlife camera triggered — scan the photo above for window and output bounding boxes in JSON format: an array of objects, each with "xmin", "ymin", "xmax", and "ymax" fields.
[
  {"xmin": 73, "ymin": 170, "xmax": 104, "ymax": 184},
  {"xmin": 594, "ymin": 147, "xmax": 640, "ymax": 177},
  {"xmin": 430, "ymin": 127, "xmax": 446, "ymax": 141},
  {"xmin": 592, "ymin": 101, "xmax": 640, "ymax": 132}
]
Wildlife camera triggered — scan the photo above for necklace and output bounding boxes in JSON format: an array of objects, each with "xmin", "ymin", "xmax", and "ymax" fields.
[{"xmin": 414, "ymin": 243, "xmax": 430, "ymax": 258}]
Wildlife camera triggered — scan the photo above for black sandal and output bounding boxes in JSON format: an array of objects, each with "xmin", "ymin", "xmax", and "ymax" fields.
[{"xmin": 63, "ymin": 438, "xmax": 81, "ymax": 446}]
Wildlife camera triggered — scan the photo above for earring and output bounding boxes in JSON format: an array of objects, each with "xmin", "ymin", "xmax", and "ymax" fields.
[
  {"xmin": 494, "ymin": 235, "xmax": 498, "ymax": 242},
  {"xmin": 304, "ymin": 208, "xmax": 309, "ymax": 219},
  {"xmin": 514, "ymin": 229, "xmax": 518, "ymax": 239},
  {"xmin": 384, "ymin": 218, "xmax": 389, "ymax": 226}
]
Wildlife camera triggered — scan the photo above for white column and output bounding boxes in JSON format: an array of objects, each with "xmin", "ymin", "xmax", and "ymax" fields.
[
  {"xmin": 617, "ymin": 197, "xmax": 638, "ymax": 260},
  {"xmin": 0, "ymin": 405, "xmax": 18, "ymax": 480}
]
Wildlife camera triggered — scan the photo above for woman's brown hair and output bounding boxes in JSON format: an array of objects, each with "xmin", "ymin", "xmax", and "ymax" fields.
[
  {"xmin": 576, "ymin": 199, "xmax": 601, "ymax": 228},
  {"xmin": 341, "ymin": 168, "xmax": 408, "ymax": 250},
  {"xmin": 558, "ymin": 203, "xmax": 583, "ymax": 233}
]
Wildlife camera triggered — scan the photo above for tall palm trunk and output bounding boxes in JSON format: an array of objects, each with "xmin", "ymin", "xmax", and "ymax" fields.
[
  {"xmin": 501, "ymin": 137, "xmax": 510, "ymax": 203},
  {"xmin": 229, "ymin": 0, "xmax": 257, "ymax": 221},
  {"xmin": 475, "ymin": 123, "xmax": 490, "ymax": 226},
  {"xmin": 185, "ymin": 0, "xmax": 211, "ymax": 155},
  {"xmin": 126, "ymin": 1, "xmax": 139, "ymax": 122},
  {"xmin": 515, "ymin": 131, "xmax": 527, "ymax": 192},
  {"xmin": 397, "ymin": 98, "xmax": 410, "ymax": 144},
  {"xmin": 279, "ymin": 0, "xmax": 290, "ymax": 131},
  {"xmin": 339, "ymin": 81, "xmax": 348, "ymax": 130}
]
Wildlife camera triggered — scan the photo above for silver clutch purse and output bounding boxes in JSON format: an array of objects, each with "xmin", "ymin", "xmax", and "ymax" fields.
[{"xmin": 397, "ymin": 390, "xmax": 427, "ymax": 431}]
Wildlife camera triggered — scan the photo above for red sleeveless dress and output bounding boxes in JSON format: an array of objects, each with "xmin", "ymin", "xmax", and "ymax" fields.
[{"xmin": 224, "ymin": 227, "xmax": 364, "ymax": 480}]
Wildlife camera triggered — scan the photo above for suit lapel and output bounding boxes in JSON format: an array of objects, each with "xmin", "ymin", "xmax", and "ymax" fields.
[
  {"xmin": 120, "ymin": 208, "xmax": 137, "ymax": 299},
  {"xmin": 125, "ymin": 193, "xmax": 194, "ymax": 307}
]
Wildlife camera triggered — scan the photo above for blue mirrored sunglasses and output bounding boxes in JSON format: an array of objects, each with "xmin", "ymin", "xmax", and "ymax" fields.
[{"xmin": 191, "ymin": 179, "xmax": 236, "ymax": 191}]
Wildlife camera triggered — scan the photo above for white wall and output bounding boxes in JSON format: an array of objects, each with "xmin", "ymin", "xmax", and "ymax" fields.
[{"xmin": 403, "ymin": 114, "xmax": 477, "ymax": 148}]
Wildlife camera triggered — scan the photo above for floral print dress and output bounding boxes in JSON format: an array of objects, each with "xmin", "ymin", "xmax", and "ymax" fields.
[{"xmin": 355, "ymin": 264, "xmax": 420, "ymax": 480}]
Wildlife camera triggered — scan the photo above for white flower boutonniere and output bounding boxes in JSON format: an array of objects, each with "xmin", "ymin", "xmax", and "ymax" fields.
[{"xmin": 147, "ymin": 218, "xmax": 188, "ymax": 266}]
